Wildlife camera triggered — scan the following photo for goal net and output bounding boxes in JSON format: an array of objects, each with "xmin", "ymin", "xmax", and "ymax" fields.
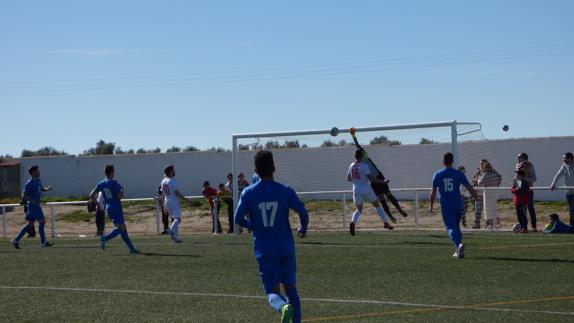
[{"xmin": 232, "ymin": 121, "xmax": 506, "ymax": 231}]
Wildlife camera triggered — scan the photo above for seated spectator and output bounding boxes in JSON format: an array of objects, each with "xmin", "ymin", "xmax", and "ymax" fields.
[{"xmin": 543, "ymin": 213, "xmax": 574, "ymax": 234}]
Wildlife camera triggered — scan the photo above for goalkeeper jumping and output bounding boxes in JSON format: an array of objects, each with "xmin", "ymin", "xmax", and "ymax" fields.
[{"xmin": 350, "ymin": 128, "xmax": 408, "ymax": 223}]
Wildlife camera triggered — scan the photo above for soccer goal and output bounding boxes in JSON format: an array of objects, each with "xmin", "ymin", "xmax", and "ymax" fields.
[{"xmin": 231, "ymin": 120, "xmax": 491, "ymax": 231}]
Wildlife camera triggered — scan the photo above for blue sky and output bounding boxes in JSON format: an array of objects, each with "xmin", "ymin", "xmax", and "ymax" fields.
[{"xmin": 1, "ymin": 1, "xmax": 572, "ymax": 156}]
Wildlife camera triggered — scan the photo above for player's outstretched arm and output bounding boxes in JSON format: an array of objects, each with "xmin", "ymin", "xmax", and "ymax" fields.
[{"xmin": 289, "ymin": 188, "xmax": 309, "ymax": 238}]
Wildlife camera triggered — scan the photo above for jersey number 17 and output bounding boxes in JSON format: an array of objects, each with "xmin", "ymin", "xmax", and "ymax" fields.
[{"xmin": 258, "ymin": 202, "xmax": 278, "ymax": 227}]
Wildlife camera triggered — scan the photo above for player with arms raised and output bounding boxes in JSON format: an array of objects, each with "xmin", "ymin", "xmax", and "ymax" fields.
[
  {"xmin": 89, "ymin": 165, "xmax": 139, "ymax": 254},
  {"xmin": 349, "ymin": 127, "xmax": 408, "ymax": 222},
  {"xmin": 429, "ymin": 153, "xmax": 478, "ymax": 259},
  {"xmin": 234, "ymin": 150, "xmax": 308, "ymax": 323},
  {"xmin": 348, "ymin": 149, "xmax": 394, "ymax": 236}
]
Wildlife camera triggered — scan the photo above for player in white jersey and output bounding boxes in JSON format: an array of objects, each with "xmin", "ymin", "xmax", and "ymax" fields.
[
  {"xmin": 347, "ymin": 149, "xmax": 394, "ymax": 235},
  {"xmin": 160, "ymin": 165, "xmax": 192, "ymax": 243}
]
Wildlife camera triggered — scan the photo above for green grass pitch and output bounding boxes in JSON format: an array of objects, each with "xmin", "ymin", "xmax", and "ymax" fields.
[{"xmin": 0, "ymin": 231, "xmax": 573, "ymax": 322}]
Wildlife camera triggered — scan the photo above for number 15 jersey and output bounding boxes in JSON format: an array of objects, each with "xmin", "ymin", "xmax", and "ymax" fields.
[
  {"xmin": 432, "ymin": 167, "xmax": 470, "ymax": 210},
  {"xmin": 235, "ymin": 180, "xmax": 309, "ymax": 259}
]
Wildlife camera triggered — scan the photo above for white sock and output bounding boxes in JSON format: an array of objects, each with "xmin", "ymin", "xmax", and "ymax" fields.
[
  {"xmin": 375, "ymin": 207, "xmax": 388, "ymax": 223},
  {"xmin": 352, "ymin": 210, "xmax": 361, "ymax": 224},
  {"xmin": 170, "ymin": 218, "xmax": 180, "ymax": 238}
]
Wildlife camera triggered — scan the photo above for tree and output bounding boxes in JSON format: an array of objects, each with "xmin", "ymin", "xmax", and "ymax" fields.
[
  {"xmin": 321, "ymin": 140, "xmax": 336, "ymax": 148},
  {"xmin": 183, "ymin": 146, "xmax": 200, "ymax": 152},
  {"xmin": 114, "ymin": 147, "xmax": 135, "ymax": 155},
  {"xmin": 370, "ymin": 136, "xmax": 401, "ymax": 146},
  {"xmin": 265, "ymin": 141, "xmax": 280, "ymax": 149},
  {"xmin": 238, "ymin": 144, "xmax": 250, "ymax": 151},
  {"xmin": 83, "ymin": 140, "xmax": 115, "ymax": 155},
  {"xmin": 136, "ymin": 147, "xmax": 161, "ymax": 154},
  {"xmin": 206, "ymin": 147, "xmax": 227, "ymax": 153},
  {"xmin": 281, "ymin": 140, "xmax": 300, "ymax": 149},
  {"xmin": 166, "ymin": 146, "xmax": 182, "ymax": 153},
  {"xmin": 338, "ymin": 139, "xmax": 350, "ymax": 147},
  {"xmin": 21, "ymin": 147, "xmax": 68, "ymax": 157},
  {"xmin": 419, "ymin": 138, "xmax": 437, "ymax": 145}
]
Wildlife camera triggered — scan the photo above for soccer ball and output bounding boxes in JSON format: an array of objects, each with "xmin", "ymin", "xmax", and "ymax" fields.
[
  {"xmin": 512, "ymin": 223, "xmax": 522, "ymax": 233},
  {"xmin": 330, "ymin": 127, "xmax": 339, "ymax": 137},
  {"xmin": 502, "ymin": 125, "xmax": 509, "ymax": 132}
]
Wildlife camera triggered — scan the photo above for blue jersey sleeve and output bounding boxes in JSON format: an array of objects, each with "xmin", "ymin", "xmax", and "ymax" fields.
[
  {"xmin": 234, "ymin": 191, "xmax": 252, "ymax": 229},
  {"xmin": 432, "ymin": 172, "xmax": 439, "ymax": 189},
  {"xmin": 459, "ymin": 172, "xmax": 471, "ymax": 188},
  {"xmin": 24, "ymin": 181, "xmax": 33, "ymax": 195},
  {"xmin": 288, "ymin": 188, "xmax": 309, "ymax": 233}
]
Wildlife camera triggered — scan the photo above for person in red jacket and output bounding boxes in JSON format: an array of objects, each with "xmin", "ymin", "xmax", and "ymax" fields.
[
  {"xmin": 202, "ymin": 181, "xmax": 221, "ymax": 233},
  {"xmin": 511, "ymin": 170, "xmax": 530, "ymax": 233}
]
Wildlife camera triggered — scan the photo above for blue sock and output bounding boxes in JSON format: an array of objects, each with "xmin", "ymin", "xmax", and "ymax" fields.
[
  {"xmin": 105, "ymin": 228, "xmax": 121, "ymax": 241},
  {"xmin": 448, "ymin": 228, "xmax": 462, "ymax": 247},
  {"xmin": 267, "ymin": 293, "xmax": 287, "ymax": 313},
  {"xmin": 120, "ymin": 230, "xmax": 135, "ymax": 250},
  {"xmin": 285, "ymin": 287, "xmax": 301, "ymax": 323},
  {"xmin": 15, "ymin": 223, "xmax": 30, "ymax": 241},
  {"xmin": 39, "ymin": 222, "xmax": 46, "ymax": 245}
]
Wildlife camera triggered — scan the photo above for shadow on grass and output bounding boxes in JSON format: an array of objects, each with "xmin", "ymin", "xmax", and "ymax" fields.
[
  {"xmin": 476, "ymin": 256, "xmax": 574, "ymax": 264},
  {"xmin": 114, "ymin": 252, "xmax": 202, "ymax": 258}
]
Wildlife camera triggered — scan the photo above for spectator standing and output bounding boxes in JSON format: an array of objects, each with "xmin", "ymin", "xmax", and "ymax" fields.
[
  {"xmin": 218, "ymin": 183, "xmax": 234, "ymax": 233},
  {"xmin": 238, "ymin": 173, "xmax": 250, "ymax": 193},
  {"xmin": 458, "ymin": 166, "xmax": 470, "ymax": 228},
  {"xmin": 202, "ymin": 181, "xmax": 221, "ymax": 234},
  {"xmin": 95, "ymin": 192, "xmax": 107, "ymax": 236},
  {"xmin": 550, "ymin": 152, "xmax": 574, "ymax": 226},
  {"xmin": 516, "ymin": 153, "xmax": 538, "ymax": 231},
  {"xmin": 472, "ymin": 159, "xmax": 502, "ymax": 229},
  {"xmin": 155, "ymin": 186, "xmax": 170, "ymax": 234},
  {"xmin": 511, "ymin": 170, "xmax": 530, "ymax": 233}
]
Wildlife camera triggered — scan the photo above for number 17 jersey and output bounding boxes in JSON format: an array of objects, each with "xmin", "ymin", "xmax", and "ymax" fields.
[
  {"xmin": 432, "ymin": 167, "xmax": 470, "ymax": 210},
  {"xmin": 235, "ymin": 180, "xmax": 309, "ymax": 259}
]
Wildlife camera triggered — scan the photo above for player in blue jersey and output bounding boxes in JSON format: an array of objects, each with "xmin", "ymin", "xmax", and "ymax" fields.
[
  {"xmin": 89, "ymin": 165, "xmax": 139, "ymax": 254},
  {"xmin": 429, "ymin": 153, "xmax": 478, "ymax": 259},
  {"xmin": 235, "ymin": 150, "xmax": 309, "ymax": 323},
  {"xmin": 11, "ymin": 165, "xmax": 54, "ymax": 249}
]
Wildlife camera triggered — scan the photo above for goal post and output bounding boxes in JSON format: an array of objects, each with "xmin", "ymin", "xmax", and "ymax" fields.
[{"xmin": 231, "ymin": 120, "xmax": 483, "ymax": 233}]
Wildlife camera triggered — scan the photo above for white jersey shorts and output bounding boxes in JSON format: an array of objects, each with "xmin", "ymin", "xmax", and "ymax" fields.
[
  {"xmin": 165, "ymin": 201, "xmax": 182, "ymax": 219},
  {"xmin": 353, "ymin": 188, "xmax": 378, "ymax": 205}
]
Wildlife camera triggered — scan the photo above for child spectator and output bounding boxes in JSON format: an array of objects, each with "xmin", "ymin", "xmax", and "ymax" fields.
[
  {"xmin": 543, "ymin": 213, "xmax": 574, "ymax": 234},
  {"xmin": 516, "ymin": 153, "xmax": 538, "ymax": 231},
  {"xmin": 511, "ymin": 170, "xmax": 530, "ymax": 233}
]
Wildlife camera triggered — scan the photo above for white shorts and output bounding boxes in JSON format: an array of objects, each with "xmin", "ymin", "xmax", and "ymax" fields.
[
  {"xmin": 165, "ymin": 202, "xmax": 182, "ymax": 219},
  {"xmin": 353, "ymin": 189, "xmax": 378, "ymax": 205}
]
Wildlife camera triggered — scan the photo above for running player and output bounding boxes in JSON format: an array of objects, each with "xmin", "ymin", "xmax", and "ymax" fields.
[
  {"xmin": 160, "ymin": 165, "xmax": 192, "ymax": 243},
  {"xmin": 348, "ymin": 149, "xmax": 394, "ymax": 236},
  {"xmin": 89, "ymin": 165, "xmax": 139, "ymax": 254},
  {"xmin": 11, "ymin": 165, "xmax": 54, "ymax": 249},
  {"xmin": 234, "ymin": 150, "xmax": 308, "ymax": 323},
  {"xmin": 429, "ymin": 153, "xmax": 478, "ymax": 259}
]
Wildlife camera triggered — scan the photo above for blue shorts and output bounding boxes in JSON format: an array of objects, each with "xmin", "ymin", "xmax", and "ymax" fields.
[
  {"xmin": 107, "ymin": 210, "xmax": 125, "ymax": 225},
  {"xmin": 26, "ymin": 204, "xmax": 45, "ymax": 221},
  {"xmin": 441, "ymin": 206, "xmax": 463, "ymax": 230},
  {"xmin": 257, "ymin": 253, "xmax": 297, "ymax": 294}
]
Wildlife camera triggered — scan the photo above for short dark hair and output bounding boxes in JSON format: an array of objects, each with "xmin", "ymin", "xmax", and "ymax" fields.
[
  {"xmin": 550, "ymin": 213, "xmax": 559, "ymax": 221},
  {"xmin": 515, "ymin": 170, "xmax": 525, "ymax": 176},
  {"xmin": 203, "ymin": 181, "xmax": 210, "ymax": 186},
  {"xmin": 355, "ymin": 149, "xmax": 363, "ymax": 160},
  {"xmin": 104, "ymin": 165, "xmax": 114, "ymax": 176},
  {"xmin": 254, "ymin": 150, "xmax": 275, "ymax": 178},
  {"xmin": 28, "ymin": 165, "xmax": 39, "ymax": 175},
  {"xmin": 227, "ymin": 173, "xmax": 232, "ymax": 178},
  {"xmin": 443, "ymin": 152, "xmax": 454, "ymax": 165},
  {"xmin": 565, "ymin": 152, "xmax": 573, "ymax": 160},
  {"xmin": 518, "ymin": 152, "xmax": 528, "ymax": 160},
  {"xmin": 164, "ymin": 165, "xmax": 174, "ymax": 176},
  {"xmin": 218, "ymin": 183, "xmax": 225, "ymax": 189}
]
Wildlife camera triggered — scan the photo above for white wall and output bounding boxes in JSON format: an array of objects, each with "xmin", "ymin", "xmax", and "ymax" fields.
[{"xmin": 16, "ymin": 136, "xmax": 573, "ymax": 201}]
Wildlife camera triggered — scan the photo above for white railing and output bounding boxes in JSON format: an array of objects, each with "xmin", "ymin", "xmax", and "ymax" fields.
[{"xmin": 0, "ymin": 187, "xmax": 572, "ymax": 238}]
